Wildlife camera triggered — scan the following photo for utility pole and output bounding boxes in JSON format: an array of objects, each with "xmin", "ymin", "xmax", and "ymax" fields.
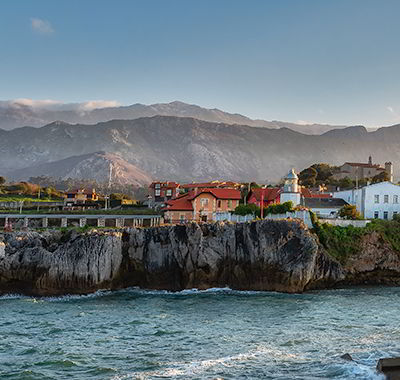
[{"xmin": 105, "ymin": 162, "xmax": 113, "ymax": 210}]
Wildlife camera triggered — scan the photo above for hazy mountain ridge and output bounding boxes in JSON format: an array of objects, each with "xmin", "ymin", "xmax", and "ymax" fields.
[
  {"xmin": 0, "ymin": 100, "xmax": 346, "ymax": 134},
  {"xmin": 10, "ymin": 151, "xmax": 152, "ymax": 186},
  {"xmin": 1, "ymin": 116, "xmax": 398, "ymax": 183}
]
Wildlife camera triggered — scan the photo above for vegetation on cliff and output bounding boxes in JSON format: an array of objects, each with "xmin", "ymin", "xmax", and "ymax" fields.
[
  {"xmin": 312, "ymin": 214, "xmax": 400, "ymax": 264},
  {"xmin": 233, "ymin": 201, "xmax": 294, "ymax": 217}
]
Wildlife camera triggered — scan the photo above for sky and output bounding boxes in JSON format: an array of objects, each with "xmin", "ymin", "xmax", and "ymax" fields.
[{"xmin": 1, "ymin": 0, "xmax": 400, "ymax": 127}]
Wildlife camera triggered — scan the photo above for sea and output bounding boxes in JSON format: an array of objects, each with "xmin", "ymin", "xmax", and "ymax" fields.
[{"xmin": 0, "ymin": 286, "xmax": 398, "ymax": 380}]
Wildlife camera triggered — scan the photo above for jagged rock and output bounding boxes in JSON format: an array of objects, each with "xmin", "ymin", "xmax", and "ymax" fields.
[
  {"xmin": 0, "ymin": 220, "xmax": 345, "ymax": 296},
  {"xmin": 340, "ymin": 353, "xmax": 353, "ymax": 361}
]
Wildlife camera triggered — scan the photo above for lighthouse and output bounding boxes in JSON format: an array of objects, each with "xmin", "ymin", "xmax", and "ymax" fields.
[{"xmin": 280, "ymin": 168, "xmax": 301, "ymax": 206}]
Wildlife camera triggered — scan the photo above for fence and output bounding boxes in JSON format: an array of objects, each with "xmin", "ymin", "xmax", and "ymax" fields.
[
  {"xmin": 213, "ymin": 212, "xmax": 256, "ymax": 223},
  {"xmin": 263, "ymin": 210, "xmax": 313, "ymax": 228}
]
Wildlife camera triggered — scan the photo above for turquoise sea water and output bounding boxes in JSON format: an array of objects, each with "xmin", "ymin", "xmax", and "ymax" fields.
[{"xmin": 0, "ymin": 287, "xmax": 398, "ymax": 379}]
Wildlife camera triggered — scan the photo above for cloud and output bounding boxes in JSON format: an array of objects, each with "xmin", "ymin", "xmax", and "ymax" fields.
[
  {"xmin": 387, "ymin": 106, "xmax": 395, "ymax": 114},
  {"xmin": 79, "ymin": 100, "xmax": 121, "ymax": 111},
  {"xmin": 31, "ymin": 18, "xmax": 54, "ymax": 34},
  {"xmin": 12, "ymin": 98, "xmax": 61, "ymax": 108},
  {"xmin": 296, "ymin": 120, "xmax": 311, "ymax": 125},
  {"xmin": 1, "ymin": 99, "xmax": 121, "ymax": 112}
]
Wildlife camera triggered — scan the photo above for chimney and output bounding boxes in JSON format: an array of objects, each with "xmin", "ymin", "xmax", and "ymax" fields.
[{"xmin": 368, "ymin": 155, "xmax": 372, "ymax": 165}]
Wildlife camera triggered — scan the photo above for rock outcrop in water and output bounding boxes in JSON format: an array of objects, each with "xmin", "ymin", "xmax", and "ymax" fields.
[
  {"xmin": 0, "ymin": 220, "xmax": 345, "ymax": 296},
  {"xmin": 2, "ymin": 219, "xmax": 400, "ymax": 296}
]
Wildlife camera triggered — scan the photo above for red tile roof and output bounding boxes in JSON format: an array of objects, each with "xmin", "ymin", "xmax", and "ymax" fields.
[
  {"xmin": 164, "ymin": 193, "xmax": 193, "ymax": 211},
  {"xmin": 343, "ymin": 162, "xmax": 382, "ymax": 169},
  {"xmin": 248, "ymin": 188, "xmax": 281, "ymax": 202},
  {"xmin": 301, "ymin": 187, "xmax": 332, "ymax": 198},
  {"xmin": 188, "ymin": 188, "xmax": 242, "ymax": 200}
]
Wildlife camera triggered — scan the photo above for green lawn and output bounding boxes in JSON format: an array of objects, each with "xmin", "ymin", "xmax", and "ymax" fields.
[{"xmin": 0, "ymin": 195, "xmax": 62, "ymax": 203}]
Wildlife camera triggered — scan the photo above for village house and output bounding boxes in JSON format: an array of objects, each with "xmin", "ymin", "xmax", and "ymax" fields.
[
  {"xmin": 246, "ymin": 170, "xmax": 334, "ymax": 209},
  {"xmin": 64, "ymin": 189, "xmax": 99, "ymax": 209},
  {"xmin": 149, "ymin": 181, "xmax": 180, "ymax": 205},
  {"xmin": 333, "ymin": 156, "xmax": 393, "ymax": 182},
  {"xmin": 163, "ymin": 188, "xmax": 241, "ymax": 223},
  {"xmin": 334, "ymin": 181, "xmax": 400, "ymax": 220},
  {"xmin": 246, "ymin": 187, "xmax": 281, "ymax": 208},
  {"xmin": 303, "ymin": 197, "xmax": 349, "ymax": 218},
  {"xmin": 268, "ymin": 169, "xmax": 347, "ymax": 217}
]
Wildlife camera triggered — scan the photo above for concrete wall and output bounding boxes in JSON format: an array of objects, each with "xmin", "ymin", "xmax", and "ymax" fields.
[{"xmin": 319, "ymin": 219, "xmax": 371, "ymax": 227}]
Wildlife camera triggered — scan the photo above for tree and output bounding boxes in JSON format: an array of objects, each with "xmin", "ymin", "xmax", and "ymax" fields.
[
  {"xmin": 0, "ymin": 176, "xmax": 6, "ymax": 185},
  {"xmin": 372, "ymin": 171, "xmax": 389, "ymax": 183},
  {"xmin": 339, "ymin": 205, "xmax": 362, "ymax": 220},
  {"xmin": 299, "ymin": 167, "xmax": 318, "ymax": 187},
  {"xmin": 110, "ymin": 193, "xmax": 132, "ymax": 200},
  {"xmin": 338, "ymin": 177, "xmax": 353, "ymax": 189}
]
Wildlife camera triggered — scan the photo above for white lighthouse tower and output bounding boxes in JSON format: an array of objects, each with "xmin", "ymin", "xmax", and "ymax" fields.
[{"xmin": 280, "ymin": 168, "xmax": 301, "ymax": 206}]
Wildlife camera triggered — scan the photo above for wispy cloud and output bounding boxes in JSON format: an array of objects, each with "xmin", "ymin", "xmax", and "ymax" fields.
[
  {"xmin": 31, "ymin": 18, "xmax": 54, "ymax": 35},
  {"xmin": 1, "ymin": 98, "xmax": 121, "ymax": 112},
  {"xmin": 79, "ymin": 100, "xmax": 121, "ymax": 111}
]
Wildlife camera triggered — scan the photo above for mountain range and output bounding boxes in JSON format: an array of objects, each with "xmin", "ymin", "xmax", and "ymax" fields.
[
  {"xmin": 1, "ymin": 116, "xmax": 398, "ymax": 184},
  {"xmin": 0, "ymin": 100, "xmax": 345, "ymax": 135}
]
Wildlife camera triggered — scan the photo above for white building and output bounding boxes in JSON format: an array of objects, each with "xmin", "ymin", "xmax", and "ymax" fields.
[
  {"xmin": 303, "ymin": 198, "xmax": 348, "ymax": 218},
  {"xmin": 334, "ymin": 181, "xmax": 400, "ymax": 220},
  {"xmin": 280, "ymin": 168, "xmax": 301, "ymax": 206}
]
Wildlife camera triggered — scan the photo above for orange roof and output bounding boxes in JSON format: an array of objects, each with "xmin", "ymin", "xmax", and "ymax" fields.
[
  {"xmin": 301, "ymin": 187, "xmax": 332, "ymax": 198},
  {"xmin": 164, "ymin": 193, "xmax": 193, "ymax": 211},
  {"xmin": 248, "ymin": 188, "xmax": 281, "ymax": 202},
  {"xmin": 188, "ymin": 188, "xmax": 241, "ymax": 200}
]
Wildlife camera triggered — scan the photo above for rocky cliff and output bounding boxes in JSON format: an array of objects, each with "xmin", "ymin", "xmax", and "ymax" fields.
[
  {"xmin": 0, "ymin": 219, "xmax": 398, "ymax": 296},
  {"xmin": 0, "ymin": 220, "xmax": 344, "ymax": 296}
]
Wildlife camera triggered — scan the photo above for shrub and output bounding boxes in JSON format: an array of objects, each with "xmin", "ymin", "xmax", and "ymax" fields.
[
  {"xmin": 264, "ymin": 201, "xmax": 293, "ymax": 215},
  {"xmin": 339, "ymin": 205, "xmax": 362, "ymax": 220},
  {"xmin": 233, "ymin": 203, "xmax": 259, "ymax": 216}
]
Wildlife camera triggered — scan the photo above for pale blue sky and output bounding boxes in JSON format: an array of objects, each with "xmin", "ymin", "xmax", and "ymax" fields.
[{"xmin": 1, "ymin": 0, "xmax": 400, "ymax": 127}]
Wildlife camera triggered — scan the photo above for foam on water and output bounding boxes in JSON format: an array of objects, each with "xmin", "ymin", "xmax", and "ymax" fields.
[{"xmin": 0, "ymin": 286, "xmax": 399, "ymax": 379}]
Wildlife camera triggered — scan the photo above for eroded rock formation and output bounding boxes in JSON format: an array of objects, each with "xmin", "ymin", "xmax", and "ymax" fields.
[
  {"xmin": 0, "ymin": 220, "xmax": 348, "ymax": 296},
  {"xmin": 3, "ymin": 219, "xmax": 400, "ymax": 296}
]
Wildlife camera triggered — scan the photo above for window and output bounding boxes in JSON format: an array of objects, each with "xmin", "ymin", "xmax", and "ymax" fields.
[
  {"xmin": 180, "ymin": 214, "xmax": 185, "ymax": 223},
  {"xmin": 374, "ymin": 211, "xmax": 379, "ymax": 219},
  {"xmin": 394, "ymin": 211, "xmax": 398, "ymax": 218},
  {"xmin": 394, "ymin": 195, "xmax": 399, "ymax": 204},
  {"xmin": 155, "ymin": 183, "xmax": 160, "ymax": 189},
  {"xmin": 384, "ymin": 195, "xmax": 389, "ymax": 203},
  {"xmin": 200, "ymin": 198, "xmax": 209, "ymax": 207},
  {"xmin": 374, "ymin": 195, "xmax": 379, "ymax": 204},
  {"xmin": 155, "ymin": 189, "xmax": 161, "ymax": 196},
  {"xmin": 384, "ymin": 211, "xmax": 388, "ymax": 220},
  {"xmin": 217, "ymin": 200, "xmax": 222, "ymax": 208},
  {"xmin": 166, "ymin": 189, "xmax": 172, "ymax": 197},
  {"xmin": 228, "ymin": 200, "xmax": 232, "ymax": 208}
]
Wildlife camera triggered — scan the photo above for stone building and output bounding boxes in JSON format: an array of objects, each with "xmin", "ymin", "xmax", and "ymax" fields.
[{"xmin": 333, "ymin": 156, "xmax": 393, "ymax": 182}]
